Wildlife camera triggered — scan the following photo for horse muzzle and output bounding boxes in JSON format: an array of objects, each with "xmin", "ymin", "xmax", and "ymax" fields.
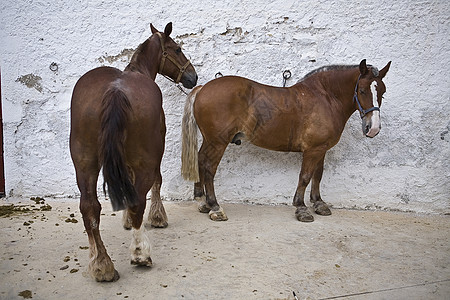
[
  {"xmin": 180, "ymin": 67, "xmax": 198, "ymax": 89},
  {"xmin": 362, "ymin": 116, "xmax": 381, "ymax": 138}
]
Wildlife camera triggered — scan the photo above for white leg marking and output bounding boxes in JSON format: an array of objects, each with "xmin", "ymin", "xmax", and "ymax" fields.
[{"xmin": 130, "ymin": 226, "xmax": 152, "ymax": 266}]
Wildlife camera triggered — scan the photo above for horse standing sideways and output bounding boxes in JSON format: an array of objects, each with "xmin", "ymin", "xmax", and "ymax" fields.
[
  {"xmin": 182, "ymin": 59, "xmax": 390, "ymax": 222},
  {"xmin": 70, "ymin": 23, "xmax": 197, "ymax": 282}
]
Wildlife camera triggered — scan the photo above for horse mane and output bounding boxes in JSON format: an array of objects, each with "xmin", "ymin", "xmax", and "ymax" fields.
[
  {"xmin": 301, "ymin": 65, "xmax": 359, "ymax": 81},
  {"xmin": 126, "ymin": 39, "xmax": 151, "ymax": 71},
  {"xmin": 301, "ymin": 63, "xmax": 377, "ymax": 82}
]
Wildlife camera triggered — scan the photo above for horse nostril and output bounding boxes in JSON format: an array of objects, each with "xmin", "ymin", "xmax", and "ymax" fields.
[{"xmin": 365, "ymin": 125, "xmax": 370, "ymax": 134}]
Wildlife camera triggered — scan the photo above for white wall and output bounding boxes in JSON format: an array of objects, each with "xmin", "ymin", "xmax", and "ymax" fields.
[{"xmin": 1, "ymin": 0, "xmax": 449, "ymax": 213}]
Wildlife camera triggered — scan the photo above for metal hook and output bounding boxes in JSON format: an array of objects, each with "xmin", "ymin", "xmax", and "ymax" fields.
[
  {"xmin": 282, "ymin": 70, "xmax": 292, "ymax": 87},
  {"xmin": 49, "ymin": 62, "xmax": 58, "ymax": 72},
  {"xmin": 215, "ymin": 72, "xmax": 223, "ymax": 79}
]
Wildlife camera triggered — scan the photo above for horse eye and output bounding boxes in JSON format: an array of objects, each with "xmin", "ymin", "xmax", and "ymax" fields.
[
  {"xmin": 359, "ymin": 89, "xmax": 366, "ymax": 95},
  {"xmin": 176, "ymin": 48, "xmax": 182, "ymax": 54}
]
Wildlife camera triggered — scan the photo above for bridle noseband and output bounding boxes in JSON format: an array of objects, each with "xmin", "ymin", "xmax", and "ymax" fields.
[
  {"xmin": 353, "ymin": 75, "xmax": 380, "ymax": 118},
  {"xmin": 156, "ymin": 32, "xmax": 192, "ymax": 84}
]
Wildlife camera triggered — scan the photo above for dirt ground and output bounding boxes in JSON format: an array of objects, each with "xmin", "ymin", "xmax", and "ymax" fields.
[{"xmin": 0, "ymin": 198, "xmax": 449, "ymax": 300}]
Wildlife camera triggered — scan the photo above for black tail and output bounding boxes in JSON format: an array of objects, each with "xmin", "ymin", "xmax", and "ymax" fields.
[{"xmin": 100, "ymin": 85, "xmax": 138, "ymax": 211}]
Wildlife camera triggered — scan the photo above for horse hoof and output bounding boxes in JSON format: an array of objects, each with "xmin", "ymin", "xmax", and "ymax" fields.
[
  {"xmin": 112, "ymin": 269, "xmax": 120, "ymax": 281},
  {"xmin": 131, "ymin": 256, "xmax": 153, "ymax": 267},
  {"xmin": 93, "ymin": 269, "xmax": 120, "ymax": 282},
  {"xmin": 209, "ymin": 207, "xmax": 228, "ymax": 221},
  {"xmin": 295, "ymin": 207, "xmax": 314, "ymax": 222},
  {"xmin": 314, "ymin": 201, "xmax": 332, "ymax": 216},
  {"xmin": 198, "ymin": 202, "xmax": 211, "ymax": 213},
  {"xmin": 150, "ymin": 220, "xmax": 168, "ymax": 228}
]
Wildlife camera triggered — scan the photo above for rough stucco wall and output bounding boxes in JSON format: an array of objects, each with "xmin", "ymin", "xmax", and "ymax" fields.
[{"xmin": 1, "ymin": 0, "xmax": 449, "ymax": 213}]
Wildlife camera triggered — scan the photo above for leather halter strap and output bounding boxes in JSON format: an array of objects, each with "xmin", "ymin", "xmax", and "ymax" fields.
[
  {"xmin": 156, "ymin": 32, "xmax": 192, "ymax": 83},
  {"xmin": 353, "ymin": 75, "xmax": 380, "ymax": 118}
]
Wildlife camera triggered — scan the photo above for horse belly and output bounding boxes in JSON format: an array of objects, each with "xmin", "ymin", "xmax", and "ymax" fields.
[{"xmin": 247, "ymin": 119, "xmax": 303, "ymax": 152}]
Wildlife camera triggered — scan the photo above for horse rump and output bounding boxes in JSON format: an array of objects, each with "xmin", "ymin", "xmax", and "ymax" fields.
[{"xmin": 100, "ymin": 85, "xmax": 138, "ymax": 211}]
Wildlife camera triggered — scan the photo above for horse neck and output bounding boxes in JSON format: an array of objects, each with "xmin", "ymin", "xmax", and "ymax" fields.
[
  {"xmin": 124, "ymin": 36, "xmax": 160, "ymax": 80},
  {"xmin": 318, "ymin": 68, "xmax": 359, "ymax": 120}
]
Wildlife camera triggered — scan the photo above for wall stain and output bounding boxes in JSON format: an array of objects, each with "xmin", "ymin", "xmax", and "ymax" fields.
[
  {"xmin": 15, "ymin": 74, "xmax": 43, "ymax": 93},
  {"xmin": 440, "ymin": 121, "xmax": 450, "ymax": 141},
  {"xmin": 221, "ymin": 27, "xmax": 243, "ymax": 36},
  {"xmin": 97, "ymin": 48, "xmax": 135, "ymax": 64}
]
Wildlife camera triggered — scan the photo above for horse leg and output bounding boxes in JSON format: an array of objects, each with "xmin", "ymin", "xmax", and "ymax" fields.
[
  {"xmin": 310, "ymin": 156, "xmax": 332, "ymax": 216},
  {"xmin": 77, "ymin": 165, "xmax": 119, "ymax": 282},
  {"xmin": 122, "ymin": 209, "xmax": 132, "ymax": 230},
  {"xmin": 195, "ymin": 142, "xmax": 212, "ymax": 213},
  {"xmin": 199, "ymin": 141, "xmax": 228, "ymax": 221},
  {"xmin": 194, "ymin": 181, "xmax": 210, "ymax": 213},
  {"xmin": 148, "ymin": 171, "xmax": 168, "ymax": 228},
  {"xmin": 129, "ymin": 175, "xmax": 153, "ymax": 267},
  {"xmin": 293, "ymin": 150, "xmax": 326, "ymax": 222}
]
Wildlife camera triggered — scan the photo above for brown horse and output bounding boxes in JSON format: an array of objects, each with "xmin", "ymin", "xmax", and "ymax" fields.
[
  {"xmin": 182, "ymin": 59, "xmax": 390, "ymax": 222},
  {"xmin": 70, "ymin": 23, "xmax": 197, "ymax": 282}
]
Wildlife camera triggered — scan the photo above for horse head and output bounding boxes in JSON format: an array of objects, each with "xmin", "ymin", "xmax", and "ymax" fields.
[
  {"xmin": 150, "ymin": 22, "xmax": 198, "ymax": 89},
  {"xmin": 354, "ymin": 59, "xmax": 391, "ymax": 138}
]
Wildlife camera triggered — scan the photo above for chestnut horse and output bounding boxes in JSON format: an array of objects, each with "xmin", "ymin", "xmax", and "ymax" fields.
[
  {"xmin": 70, "ymin": 23, "xmax": 197, "ymax": 282},
  {"xmin": 182, "ymin": 59, "xmax": 390, "ymax": 222}
]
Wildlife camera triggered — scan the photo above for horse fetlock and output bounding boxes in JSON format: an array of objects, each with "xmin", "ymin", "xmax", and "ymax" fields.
[
  {"xmin": 148, "ymin": 203, "xmax": 168, "ymax": 228},
  {"xmin": 196, "ymin": 196, "xmax": 211, "ymax": 213},
  {"xmin": 122, "ymin": 210, "xmax": 132, "ymax": 230},
  {"xmin": 295, "ymin": 206, "xmax": 314, "ymax": 222},
  {"xmin": 313, "ymin": 201, "xmax": 332, "ymax": 216},
  {"xmin": 130, "ymin": 227, "xmax": 152, "ymax": 267},
  {"xmin": 209, "ymin": 206, "xmax": 228, "ymax": 221}
]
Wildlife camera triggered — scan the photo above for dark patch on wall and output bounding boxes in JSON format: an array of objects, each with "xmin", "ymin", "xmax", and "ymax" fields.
[
  {"xmin": 440, "ymin": 121, "xmax": 450, "ymax": 142},
  {"xmin": 15, "ymin": 74, "xmax": 43, "ymax": 93},
  {"xmin": 221, "ymin": 27, "xmax": 243, "ymax": 36},
  {"xmin": 97, "ymin": 48, "xmax": 135, "ymax": 64}
]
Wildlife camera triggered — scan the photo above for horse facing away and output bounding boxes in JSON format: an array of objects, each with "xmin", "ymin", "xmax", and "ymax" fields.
[
  {"xmin": 181, "ymin": 59, "xmax": 390, "ymax": 222},
  {"xmin": 70, "ymin": 22, "xmax": 197, "ymax": 282}
]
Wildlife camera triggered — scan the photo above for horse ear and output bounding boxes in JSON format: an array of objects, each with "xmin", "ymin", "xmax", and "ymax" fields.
[
  {"xmin": 379, "ymin": 61, "xmax": 391, "ymax": 79},
  {"xmin": 164, "ymin": 22, "xmax": 173, "ymax": 37},
  {"xmin": 359, "ymin": 59, "xmax": 368, "ymax": 75},
  {"xmin": 150, "ymin": 23, "xmax": 158, "ymax": 34}
]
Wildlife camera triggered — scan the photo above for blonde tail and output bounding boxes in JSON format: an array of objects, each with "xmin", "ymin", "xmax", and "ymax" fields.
[{"xmin": 181, "ymin": 85, "xmax": 203, "ymax": 182}]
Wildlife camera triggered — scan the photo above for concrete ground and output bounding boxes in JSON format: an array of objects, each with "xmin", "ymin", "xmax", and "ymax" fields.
[{"xmin": 0, "ymin": 198, "xmax": 449, "ymax": 300}]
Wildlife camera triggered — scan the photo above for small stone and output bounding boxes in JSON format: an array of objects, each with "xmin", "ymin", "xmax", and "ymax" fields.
[{"xmin": 18, "ymin": 290, "xmax": 32, "ymax": 299}]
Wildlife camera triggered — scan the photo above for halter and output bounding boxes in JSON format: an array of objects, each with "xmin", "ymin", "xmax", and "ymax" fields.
[
  {"xmin": 353, "ymin": 75, "xmax": 380, "ymax": 118},
  {"xmin": 156, "ymin": 32, "xmax": 192, "ymax": 84}
]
